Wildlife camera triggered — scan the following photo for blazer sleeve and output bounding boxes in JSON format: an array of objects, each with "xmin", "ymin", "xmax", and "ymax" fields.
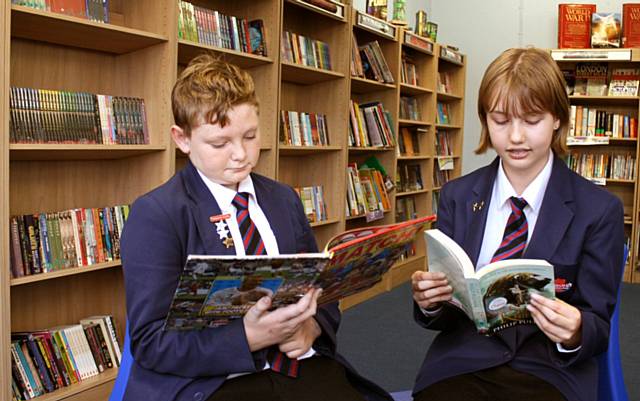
[
  {"xmin": 288, "ymin": 186, "xmax": 340, "ymax": 355},
  {"xmin": 550, "ymin": 196, "xmax": 624, "ymax": 367},
  {"xmin": 413, "ymin": 182, "xmax": 469, "ymax": 331},
  {"xmin": 122, "ymin": 195, "xmax": 260, "ymax": 378}
]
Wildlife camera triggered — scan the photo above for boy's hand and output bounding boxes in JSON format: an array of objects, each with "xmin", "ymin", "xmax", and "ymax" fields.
[
  {"xmin": 278, "ymin": 317, "xmax": 322, "ymax": 358},
  {"xmin": 411, "ymin": 271, "xmax": 452, "ymax": 311},
  {"xmin": 244, "ymin": 288, "xmax": 322, "ymax": 352},
  {"xmin": 527, "ymin": 293, "xmax": 582, "ymax": 349}
]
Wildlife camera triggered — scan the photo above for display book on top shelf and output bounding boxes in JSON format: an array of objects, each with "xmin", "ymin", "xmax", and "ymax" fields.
[
  {"xmin": 551, "ymin": 48, "xmax": 639, "ymax": 284},
  {"xmin": 4, "ymin": 2, "xmax": 175, "ymax": 401}
]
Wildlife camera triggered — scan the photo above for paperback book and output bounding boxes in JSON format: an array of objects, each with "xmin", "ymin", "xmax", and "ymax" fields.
[
  {"xmin": 424, "ymin": 229, "xmax": 555, "ymax": 334},
  {"xmin": 164, "ymin": 215, "xmax": 435, "ymax": 329}
]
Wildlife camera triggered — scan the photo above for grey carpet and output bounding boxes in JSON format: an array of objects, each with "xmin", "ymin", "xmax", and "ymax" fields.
[{"xmin": 337, "ymin": 282, "xmax": 640, "ymax": 400}]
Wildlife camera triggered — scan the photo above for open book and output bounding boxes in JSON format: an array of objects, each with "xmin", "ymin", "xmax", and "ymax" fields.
[
  {"xmin": 164, "ymin": 215, "xmax": 435, "ymax": 330},
  {"xmin": 424, "ymin": 229, "xmax": 555, "ymax": 334}
]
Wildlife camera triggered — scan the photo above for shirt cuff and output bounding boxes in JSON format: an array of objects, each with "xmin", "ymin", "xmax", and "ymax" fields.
[
  {"xmin": 556, "ymin": 342, "xmax": 581, "ymax": 353},
  {"xmin": 420, "ymin": 306, "xmax": 443, "ymax": 316}
]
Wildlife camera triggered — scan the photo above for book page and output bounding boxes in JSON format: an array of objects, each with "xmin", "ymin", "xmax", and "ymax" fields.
[{"xmin": 477, "ymin": 259, "xmax": 554, "ymax": 334}]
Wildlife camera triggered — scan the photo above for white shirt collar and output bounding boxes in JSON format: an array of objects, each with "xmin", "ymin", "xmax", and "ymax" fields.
[
  {"xmin": 195, "ymin": 170, "xmax": 256, "ymax": 210},
  {"xmin": 495, "ymin": 150, "xmax": 553, "ymax": 213}
]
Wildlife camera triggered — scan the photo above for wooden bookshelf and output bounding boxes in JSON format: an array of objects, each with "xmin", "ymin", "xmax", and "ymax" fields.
[
  {"xmin": 551, "ymin": 48, "xmax": 640, "ymax": 283},
  {"xmin": 0, "ymin": 2, "xmax": 466, "ymax": 398}
]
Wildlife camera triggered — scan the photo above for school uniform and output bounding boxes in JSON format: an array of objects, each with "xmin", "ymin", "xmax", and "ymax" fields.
[
  {"xmin": 120, "ymin": 160, "xmax": 391, "ymax": 401},
  {"xmin": 413, "ymin": 155, "xmax": 625, "ymax": 401}
]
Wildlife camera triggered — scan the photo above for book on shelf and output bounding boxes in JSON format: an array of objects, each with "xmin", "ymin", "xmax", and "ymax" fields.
[
  {"xmin": 424, "ymin": 229, "xmax": 555, "ymax": 334},
  {"xmin": 400, "ymin": 96, "xmax": 421, "ymax": 120},
  {"xmin": 12, "ymin": 0, "xmax": 110, "ymax": 23},
  {"xmin": 164, "ymin": 215, "xmax": 435, "ymax": 329},
  {"xmin": 435, "ymin": 130, "xmax": 452, "ymax": 156},
  {"xmin": 607, "ymin": 67, "xmax": 640, "ymax": 96},
  {"xmin": 280, "ymin": 110, "xmax": 329, "ymax": 146},
  {"xmin": 433, "ymin": 160, "xmax": 451, "ymax": 187},
  {"xmin": 397, "ymin": 163, "xmax": 424, "ymax": 193},
  {"xmin": 436, "ymin": 102, "xmax": 450, "ymax": 125},
  {"xmin": 566, "ymin": 152, "xmax": 636, "ymax": 181},
  {"xmin": 398, "ymin": 127, "xmax": 424, "ymax": 156},
  {"xmin": 561, "ymin": 67, "xmax": 576, "ymax": 95},
  {"xmin": 281, "ymin": 31, "xmax": 332, "ymax": 70},
  {"xmin": 351, "ymin": 33, "xmax": 365, "ymax": 78},
  {"xmin": 591, "ymin": 12, "xmax": 622, "ymax": 48},
  {"xmin": 293, "ymin": 185, "xmax": 328, "ymax": 223},
  {"xmin": 432, "ymin": 190, "xmax": 440, "ymax": 215},
  {"xmin": 10, "ymin": 316, "xmax": 120, "ymax": 399},
  {"xmin": 9, "ymin": 205, "xmax": 129, "ymax": 279},
  {"xmin": 348, "ymin": 100, "xmax": 395, "ymax": 148},
  {"xmin": 9, "ymin": 87, "xmax": 149, "ymax": 145},
  {"xmin": 573, "ymin": 63, "xmax": 608, "ymax": 96},
  {"xmin": 345, "ymin": 162, "xmax": 390, "ymax": 219},
  {"xmin": 401, "ymin": 53, "xmax": 419, "ymax": 86},
  {"xmin": 395, "ymin": 197, "xmax": 417, "ymax": 222},
  {"xmin": 437, "ymin": 71, "xmax": 453, "ymax": 93},
  {"xmin": 358, "ymin": 40, "xmax": 394, "ymax": 83},
  {"xmin": 622, "ymin": 3, "xmax": 640, "ymax": 48},
  {"xmin": 178, "ymin": 1, "xmax": 266, "ymax": 57},
  {"xmin": 558, "ymin": 3, "xmax": 597, "ymax": 49},
  {"xmin": 568, "ymin": 105, "xmax": 637, "ymax": 138}
]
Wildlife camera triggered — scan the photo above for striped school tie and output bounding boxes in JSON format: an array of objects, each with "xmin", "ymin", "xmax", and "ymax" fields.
[
  {"xmin": 491, "ymin": 197, "xmax": 528, "ymax": 262},
  {"xmin": 232, "ymin": 192, "xmax": 299, "ymax": 378}
]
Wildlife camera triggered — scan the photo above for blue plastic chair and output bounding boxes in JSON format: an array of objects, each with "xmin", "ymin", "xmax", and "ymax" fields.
[
  {"xmin": 109, "ymin": 322, "xmax": 133, "ymax": 401},
  {"xmin": 596, "ymin": 245, "xmax": 630, "ymax": 401}
]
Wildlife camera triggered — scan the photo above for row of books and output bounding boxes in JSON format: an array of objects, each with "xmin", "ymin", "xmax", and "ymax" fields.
[
  {"xmin": 397, "ymin": 164, "xmax": 424, "ymax": 193},
  {"xmin": 401, "ymin": 55, "xmax": 419, "ymax": 86},
  {"xmin": 294, "ymin": 186, "xmax": 327, "ymax": 224},
  {"xmin": 178, "ymin": 1, "xmax": 267, "ymax": 56},
  {"xmin": 557, "ymin": 4, "xmax": 640, "ymax": 49},
  {"xmin": 433, "ymin": 163, "xmax": 451, "ymax": 188},
  {"xmin": 395, "ymin": 197, "xmax": 418, "ymax": 222},
  {"xmin": 12, "ymin": 0, "xmax": 110, "ymax": 23},
  {"xmin": 351, "ymin": 35, "xmax": 394, "ymax": 84},
  {"xmin": 348, "ymin": 100, "xmax": 395, "ymax": 148},
  {"xmin": 435, "ymin": 130, "xmax": 453, "ymax": 156},
  {"xmin": 279, "ymin": 110, "xmax": 330, "ymax": 147},
  {"xmin": 437, "ymin": 71, "xmax": 454, "ymax": 94},
  {"xmin": 569, "ymin": 106, "xmax": 638, "ymax": 138},
  {"xmin": 400, "ymin": 96, "xmax": 421, "ymax": 121},
  {"xmin": 397, "ymin": 127, "xmax": 424, "ymax": 156},
  {"xmin": 564, "ymin": 64, "xmax": 640, "ymax": 97},
  {"xmin": 281, "ymin": 31, "xmax": 332, "ymax": 70},
  {"xmin": 566, "ymin": 152, "xmax": 636, "ymax": 181},
  {"xmin": 9, "ymin": 205, "xmax": 130, "ymax": 279},
  {"xmin": 345, "ymin": 164, "xmax": 390, "ymax": 218},
  {"xmin": 11, "ymin": 315, "xmax": 121, "ymax": 400},
  {"xmin": 10, "ymin": 87, "xmax": 149, "ymax": 145},
  {"xmin": 436, "ymin": 102, "xmax": 452, "ymax": 125}
]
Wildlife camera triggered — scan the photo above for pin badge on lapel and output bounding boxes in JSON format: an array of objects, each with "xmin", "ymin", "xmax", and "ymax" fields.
[
  {"xmin": 210, "ymin": 214, "xmax": 234, "ymax": 248},
  {"xmin": 472, "ymin": 201, "xmax": 485, "ymax": 212}
]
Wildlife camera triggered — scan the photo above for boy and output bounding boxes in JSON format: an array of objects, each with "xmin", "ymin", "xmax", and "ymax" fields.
[
  {"xmin": 120, "ymin": 54, "xmax": 391, "ymax": 401},
  {"xmin": 411, "ymin": 48, "xmax": 624, "ymax": 401}
]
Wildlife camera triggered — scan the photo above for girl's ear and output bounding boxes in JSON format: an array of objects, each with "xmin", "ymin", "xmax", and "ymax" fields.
[{"xmin": 553, "ymin": 118, "xmax": 560, "ymax": 130}]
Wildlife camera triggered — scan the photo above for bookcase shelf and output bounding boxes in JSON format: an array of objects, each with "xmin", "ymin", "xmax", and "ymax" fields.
[
  {"xmin": 10, "ymin": 144, "xmax": 167, "ymax": 161},
  {"xmin": 400, "ymin": 83, "xmax": 432, "ymax": 96},
  {"xmin": 397, "ymin": 155, "xmax": 431, "ymax": 161},
  {"xmin": 177, "ymin": 40, "xmax": 274, "ymax": 69},
  {"xmin": 279, "ymin": 145, "xmax": 342, "ymax": 155},
  {"xmin": 11, "ymin": 5, "xmax": 168, "ymax": 54},
  {"xmin": 35, "ymin": 368, "xmax": 118, "ymax": 401},
  {"xmin": 284, "ymin": 0, "xmax": 347, "ymax": 22},
  {"xmin": 309, "ymin": 218, "xmax": 340, "ymax": 228},
  {"xmin": 350, "ymin": 76, "xmax": 396, "ymax": 93},
  {"xmin": 281, "ymin": 62, "xmax": 345, "ymax": 84},
  {"xmin": 399, "ymin": 118, "xmax": 430, "ymax": 126},
  {"xmin": 437, "ymin": 91, "xmax": 463, "ymax": 101},
  {"xmin": 396, "ymin": 189, "xmax": 429, "ymax": 197},
  {"xmin": 435, "ymin": 123, "xmax": 462, "ymax": 129},
  {"xmin": 348, "ymin": 146, "xmax": 395, "ymax": 153},
  {"xmin": 10, "ymin": 260, "xmax": 121, "ymax": 287}
]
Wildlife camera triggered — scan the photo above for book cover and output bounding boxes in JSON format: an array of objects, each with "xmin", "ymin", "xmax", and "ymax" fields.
[
  {"xmin": 574, "ymin": 62, "xmax": 608, "ymax": 96},
  {"xmin": 424, "ymin": 229, "xmax": 555, "ymax": 334},
  {"xmin": 164, "ymin": 215, "xmax": 435, "ymax": 330},
  {"xmin": 608, "ymin": 67, "xmax": 640, "ymax": 96},
  {"xmin": 591, "ymin": 12, "xmax": 622, "ymax": 48},
  {"xmin": 558, "ymin": 4, "xmax": 597, "ymax": 48},
  {"xmin": 623, "ymin": 3, "xmax": 640, "ymax": 47}
]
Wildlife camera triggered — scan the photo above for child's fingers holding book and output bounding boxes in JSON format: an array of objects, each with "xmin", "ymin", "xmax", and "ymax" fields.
[{"xmin": 411, "ymin": 271, "xmax": 452, "ymax": 310}]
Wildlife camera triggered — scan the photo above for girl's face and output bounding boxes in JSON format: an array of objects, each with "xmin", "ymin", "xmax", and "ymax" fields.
[{"xmin": 486, "ymin": 104, "xmax": 559, "ymax": 182}]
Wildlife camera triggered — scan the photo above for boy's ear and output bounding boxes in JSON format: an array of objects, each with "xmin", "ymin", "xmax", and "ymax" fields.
[{"xmin": 171, "ymin": 125, "xmax": 190, "ymax": 154}]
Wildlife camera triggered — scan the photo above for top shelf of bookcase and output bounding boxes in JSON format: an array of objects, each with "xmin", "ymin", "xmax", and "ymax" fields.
[
  {"xmin": 550, "ymin": 48, "xmax": 640, "ymax": 62},
  {"xmin": 11, "ymin": 5, "xmax": 168, "ymax": 54},
  {"xmin": 284, "ymin": 0, "xmax": 347, "ymax": 22},
  {"xmin": 177, "ymin": 40, "xmax": 274, "ymax": 68}
]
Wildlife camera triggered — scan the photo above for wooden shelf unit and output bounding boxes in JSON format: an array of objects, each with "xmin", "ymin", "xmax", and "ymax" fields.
[
  {"xmin": 551, "ymin": 48, "xmax": 640, "ymax": 283},
  {"xmin": 1, "ymin": 2, "xmax": 466, "ymax": 399}
]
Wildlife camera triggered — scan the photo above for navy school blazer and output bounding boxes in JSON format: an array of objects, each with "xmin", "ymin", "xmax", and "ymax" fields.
[
  {"xmin": 413, "ymin": 156, "xmax": 624, "ymax": 401},
  {"xmin": 120, "ymin": 161, "xmax": 392, "ymax": 401}
]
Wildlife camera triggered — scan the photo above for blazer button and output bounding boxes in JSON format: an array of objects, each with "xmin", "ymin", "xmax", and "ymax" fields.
[{"xmin": 193, "ymin": 392, "xmax": 204, "ymax": 401}]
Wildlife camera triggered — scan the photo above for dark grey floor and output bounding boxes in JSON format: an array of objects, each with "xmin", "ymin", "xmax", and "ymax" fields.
[{"xmin": 337, "ymin": 282, "xmax": 640, "ymax": 399}]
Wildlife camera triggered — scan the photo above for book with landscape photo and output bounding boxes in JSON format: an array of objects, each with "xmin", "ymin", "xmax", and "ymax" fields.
[
  {"xmin": 164, "ymin": 215, "xmax": 435, "ymax": 330},
  {"xmin": 424, "ymin": 229, "xmax": 555, "ymax": 334}
]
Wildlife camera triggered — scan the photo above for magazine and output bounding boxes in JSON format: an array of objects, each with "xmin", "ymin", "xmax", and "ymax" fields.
[
  {"xmin": 424, "ymin": 229, "xmax": 555, "ymax": 334},
  {"xmin": 164, "ymin": 215, "xmax": 435, "ymax": 330}
]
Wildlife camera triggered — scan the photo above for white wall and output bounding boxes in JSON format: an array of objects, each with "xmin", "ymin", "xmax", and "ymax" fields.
[{"xmin": 426, "ymin": 0, "xmax": 628, "ymax": 173}]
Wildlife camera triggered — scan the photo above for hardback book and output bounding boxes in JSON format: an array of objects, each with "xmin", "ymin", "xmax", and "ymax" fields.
[
  {"xmin": 622, "ymin": 3, "xmax": 640, "ymax": 47},
  {"xmin": 249, "ymin": 20, "xmax": 267, "ymax": 56},
  {"xmin": 591, "ymin": 12, "xmax": 622, "ymax": 48},
  {"xmin": 424, "ymin": 229, "xmax": 555, "ymax": 334},
  {"xmin": 164, "ymin": 215, "xmax": 435, "ymax": 330},
  {"xmin": 558, "ymin": 4, "xmax": 597, "ymax": 48},
  {"xmin": 574, "ymin": 62, "xmax": 608, "ymax": 96},
  {"xmin": 608, "ymin": 67, "xmax": 640, "ymax": 96}
]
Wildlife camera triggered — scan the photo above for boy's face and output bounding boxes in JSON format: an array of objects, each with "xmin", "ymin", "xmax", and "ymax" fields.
[
  {"xmin": 486, "ymin": 105, "xmax": 559, "ymax": 181},
  {"xmin": 172, "ymin": 103, "xmax": 261, "ymax": 191}
]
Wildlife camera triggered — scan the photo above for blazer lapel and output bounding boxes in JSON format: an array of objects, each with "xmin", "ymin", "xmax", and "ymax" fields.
[
  {"xmin": 252, "ymin": 175, "xmax": 295, "ymax": 254},
  {"xmin": 182, "ymin": 161, "xmax": 236, "ymax": 256},
  {"xmin": 463, "ymin": 157, "xmax": 499, "ymax": 266},
  {"xmin": 524, "ymin": 157, "xmax": 574, "ymax": 261}
]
